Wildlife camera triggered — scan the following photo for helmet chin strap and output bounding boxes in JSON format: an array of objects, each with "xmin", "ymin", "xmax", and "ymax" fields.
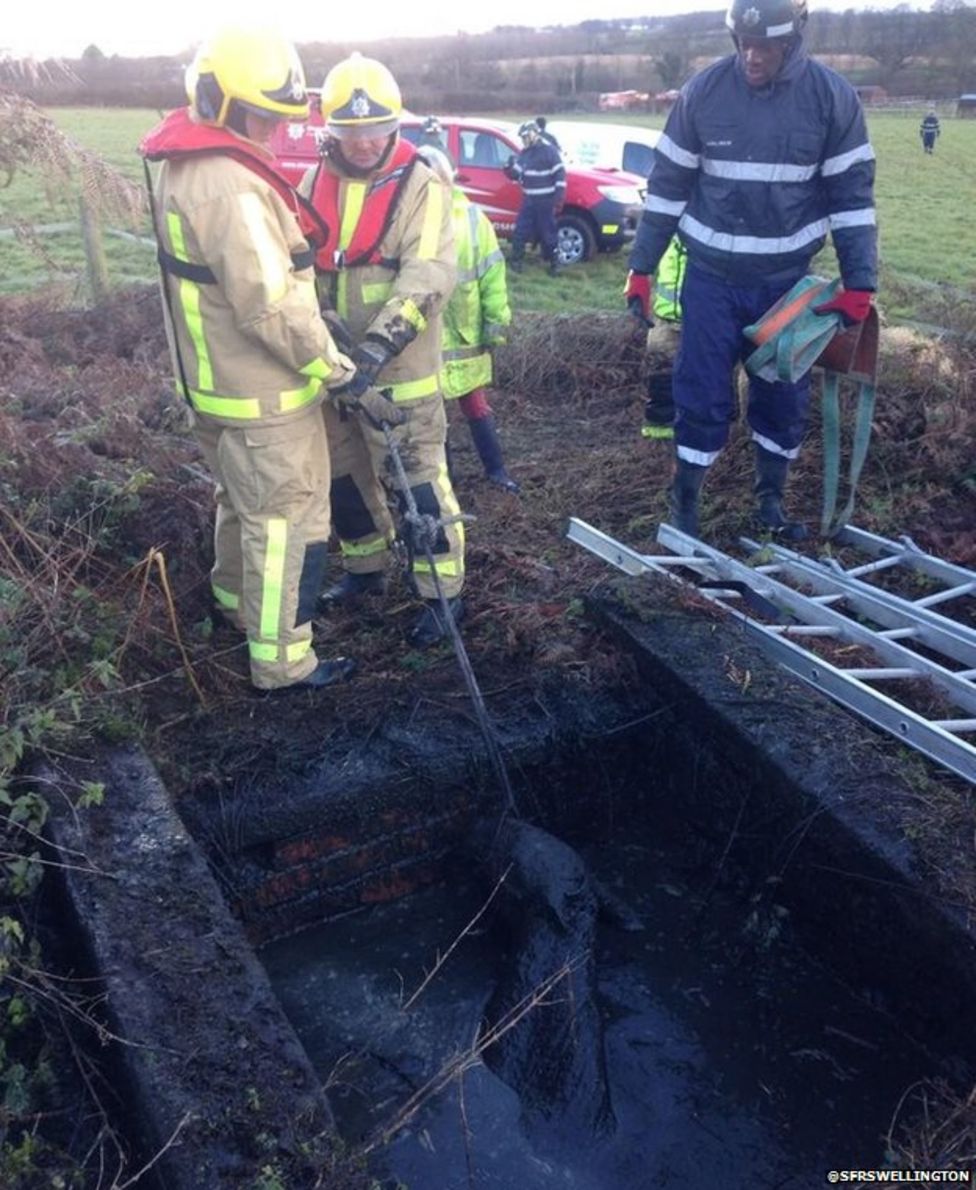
[{"xmin": 328, "ymin": 131, "xmax": 398, "ymax": 178}]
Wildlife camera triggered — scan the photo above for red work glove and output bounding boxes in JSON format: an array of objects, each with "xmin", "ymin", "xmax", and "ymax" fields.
[
  {"xmin": 813, "ymin": 288, "xmax": 873, "ymax": 327},
  {"xmin": 624, "ymin": 271, "xmax": 653, "ymax": 323}
]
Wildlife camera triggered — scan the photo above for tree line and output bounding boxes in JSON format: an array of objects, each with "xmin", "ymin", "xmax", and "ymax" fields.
[{"xmin": 9, "ymin": 4, "xmax": 976, "ymax": 111}]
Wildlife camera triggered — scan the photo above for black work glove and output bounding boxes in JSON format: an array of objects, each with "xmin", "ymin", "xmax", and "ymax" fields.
[
  {"xmin": 351, "ymin": 337, "xmax": 396, "ymax": 387},
  {"xmin": 330, "ymin": 375, "xmax": 406, "ymax": 429}
]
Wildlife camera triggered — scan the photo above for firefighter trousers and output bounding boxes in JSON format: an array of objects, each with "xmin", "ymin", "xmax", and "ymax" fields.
[
  {"xmin": 192, "ymin": 407, "xmax": 332, "ymax": 690},
  {"xmin": 323, "ymin": 395, "xmax": 465, "ymax": 601}
]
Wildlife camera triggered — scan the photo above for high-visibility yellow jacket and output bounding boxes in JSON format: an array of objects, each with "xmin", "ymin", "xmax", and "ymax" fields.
[
  {"xmin": 653, "ymin": 236, "xmax": 686, "ymax": 323},
  {"xmin": 441, "ymin": 188, "xmax": 511, "ymax": 399},
  {"xmin": 142, "ymin": 111, "xmax": 354, "ymax": 427},
  {"xmin": 300, "ymin": 146, "xmax": 456, "ymax": 405}
]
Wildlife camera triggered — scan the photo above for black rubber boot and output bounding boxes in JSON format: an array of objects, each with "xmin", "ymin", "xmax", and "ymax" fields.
[
  {"xmin": 467, "ymin": 416, "xmax": 520, "ymax": 493},
  {"xmin": 754, "ymin": 446, "xmax": 808, "ymax": 542},
  {"xmin": 548, "ymin": 250, "xmax": 562, "ymax": 277},
  {"xmin": 509, "ymin": 244, "xmax": 525, "ymax": 274},
  {"xmin": 407, "ymin": 597, "xmax": 465, "ymax": 649},
  {"xmin": 317, "ymin": 570, "xmax": 387, "ymax": 611},
  {"xmin": 257, "ymin": 656, "xmax": 358, "ymax": 697},
  {"xmin": 641, "ymin": 371, "xmax": 675, "ymax": 440},
  {"xmin": 669, "ymin": 459, "xmax": 707, "ymax": 537}
]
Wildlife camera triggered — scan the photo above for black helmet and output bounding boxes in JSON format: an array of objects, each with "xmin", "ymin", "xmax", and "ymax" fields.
[
  {"xmin": 422, "ymin": 114, "xmax": 442, "ymax": 135},
  {"xmin": 518, "ymin": 120, "xmax": 540, "ymax": 143},
  {"xmin": 726, "ymin": 0, "xmax": 807, "ymax": 39}
]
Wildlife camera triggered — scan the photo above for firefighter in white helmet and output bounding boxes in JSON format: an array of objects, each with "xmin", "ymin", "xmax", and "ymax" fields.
[
  {"xmin": 140, "ymin": 28, "xmax": 396, "ymax": 692},
  {"xmin": 302, "ymin": 53, "xmax": 463, "ymax": 649}
]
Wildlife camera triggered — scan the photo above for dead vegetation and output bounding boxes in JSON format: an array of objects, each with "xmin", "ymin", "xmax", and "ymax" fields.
[{"xmin": 2, "ymin": 287, "xmax": 976, "ymax": 1177}]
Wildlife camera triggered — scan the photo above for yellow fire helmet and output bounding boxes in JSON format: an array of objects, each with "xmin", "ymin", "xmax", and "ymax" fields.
[
  {"xmin": 320, "ymin": 52, "xmax": 402, "ymax": 140},
  {"xmin": 186, "ymin": 28, "xmax": 308, "ymax": 128}
]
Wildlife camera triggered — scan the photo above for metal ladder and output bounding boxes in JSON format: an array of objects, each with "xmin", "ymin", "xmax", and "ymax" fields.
[{"xmin": 566, "ymin": 518, "xmax": 976, "ymax": 785}]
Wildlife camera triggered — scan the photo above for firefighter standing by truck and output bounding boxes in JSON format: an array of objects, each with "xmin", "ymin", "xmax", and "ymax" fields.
[
  {"xmin": 417, "ymin": 145, "xmax": 518, "ymax": 494},
  {"xmin": 504, "ymin": 120, "xmax": 566, "ymax": 277},
  {"xmin": 301, "ymin": 53, "xmax": 464, "ymax": 648},
  {"xmin": 140, "ymin": 28, "xmax": 374, "ymax": 694},
  {"xmin": 625, "ymin": 0, "xmax": 877, "ymax": 540}
]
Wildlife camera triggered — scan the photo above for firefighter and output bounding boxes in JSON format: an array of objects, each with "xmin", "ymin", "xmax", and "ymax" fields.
[
  {"xmin": 140, "ymin": 28, "xmax": 389, "ymax": 693},
  {"xmin": 417, "ymin": 146, "xmax": 518, "ymax": 494},
  {"xmin": 625, "ymin": 0, "xmax": 877, "ymax": 540},
  {"xmin": 504, "ymin": 120, "xmax": 566, "ymax": 276},
  {"xmin": 302, "ymin": 53, "xmax": 463, "ymax": 648}
]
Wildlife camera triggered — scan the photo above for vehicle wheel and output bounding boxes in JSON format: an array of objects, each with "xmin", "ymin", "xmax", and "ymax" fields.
[{"xmin": 556, "ymin": 214, "xmax": 596, "ymax": 265}]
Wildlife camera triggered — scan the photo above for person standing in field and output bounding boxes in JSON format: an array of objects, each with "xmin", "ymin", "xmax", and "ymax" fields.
[
  {"xmin": 920, "ymin": 109, "xmax": 941, "ymax": 154},
  {"xmin": 417, "ymin": 145, "xmax": 518, "ymax": 493},
  {"xmin": 140, "ymin": 27, "xmax": 387, "ymax": 693},
  {"xmin": 624, "ymin": 0, "xmax": 877, "ymax": 540},
  {"xmin": 504, "ymin": 120, "xmax": 566, "ymax": 276}
]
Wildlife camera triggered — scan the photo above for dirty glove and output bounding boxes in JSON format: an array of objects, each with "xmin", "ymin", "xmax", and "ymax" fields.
[
  {"xmin": 330, "ymin": 374, "xmax": 406, "ymax": 429},
  {"xmin": 351, "ymin": 336, "xmax": 396, "ymax": 386},
  {"xmin": 813, "ymin": 289, "xmax": 873, "ymax": 327},
  {"xmin": 624, "ymin": 270, "xmax": 653, "ymax": 324}
]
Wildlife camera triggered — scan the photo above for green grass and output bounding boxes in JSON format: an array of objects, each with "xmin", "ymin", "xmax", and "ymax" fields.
[{"xmin": 1, "ymin": 106, "xmax": 973, "ymax": 321}]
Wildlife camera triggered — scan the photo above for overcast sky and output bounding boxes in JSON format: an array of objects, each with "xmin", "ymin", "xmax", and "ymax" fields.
[{"xmin": 4, "ymin": 0, "xmax": 930, "ymax": 61}]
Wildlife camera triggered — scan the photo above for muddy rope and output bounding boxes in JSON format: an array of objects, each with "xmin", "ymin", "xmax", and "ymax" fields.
[{"xmin": 381, "ymin": 421, "xmax": 520, "ymax": 817}]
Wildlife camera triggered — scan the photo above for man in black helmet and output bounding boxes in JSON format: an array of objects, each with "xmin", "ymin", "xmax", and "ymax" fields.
[
  {"xmin": 505, "ymin": 120, "xmax": 566, "ymax": 276},
  {"xmin": 625, "ymin": 0, "xmax": 877, "ymax": 540}
]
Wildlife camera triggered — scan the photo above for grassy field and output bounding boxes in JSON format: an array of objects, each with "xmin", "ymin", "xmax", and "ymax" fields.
[{"xmin": 1, "ymin": 105, "xmax": 974, "ymax": 323}]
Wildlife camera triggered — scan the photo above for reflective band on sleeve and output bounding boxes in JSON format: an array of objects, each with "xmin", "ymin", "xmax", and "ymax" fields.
[
  {"xmin": 645, "ymin": 194, "xmax": 687, "ymax": 217},
  {"xmin": 400, "ymin": 298, "xmax": 427, "ymax": 333},
  {"xmin": 387, "ymin": 374, "xmax": 439, "ymax": 402},
  {"xmin": 238, "ymin": 191, "xmax": 287, "ymax": 304},
  {"xmin": 657, "ymin": 134, "xmax": 700, "ymax": 171},
  {"xmin": 828, "ymin": 208, "xmax": 877, "ymax": 229},
  {"xmin": 362, "ymin": 281, "xmax": 394, "ymax": 304},
  {"xmin": 418, "ymin": 180, "xmax": 444, "ymax": 260},
  {"xmin": 167, "ymin": 212, "xmax": 213, "ymax": 391},
  {"xmin": 212, "ymin": 583, "xmax": 239, "ymax": 609},
  {"xmin": 339, "ymin": 535, "xmax": 389, "ymax": 558},
  {"xmin": 821, "ymin": 143, "xmax": 876, "ymax": 177},
  {"xmin": 300, "ymin": 356, "xmax": 332, "ymax": 381},
  {"xmin": 259, "ymin": 517, "xmax": 288, "ymax": 641}
]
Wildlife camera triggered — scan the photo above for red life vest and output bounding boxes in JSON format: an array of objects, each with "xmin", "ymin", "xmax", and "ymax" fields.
[
  {"xmin": 139, "ymin": 108, "xmax": 328, "ymax": 276},
  {"xmin": 307, "ymin": 139, "xmax": 419, "ymax": 273}
]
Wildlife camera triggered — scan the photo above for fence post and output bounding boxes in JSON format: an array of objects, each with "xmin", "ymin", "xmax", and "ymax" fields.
[{"xmin": 79, "ymin": 194, "xmax": 109, "ymax": 305}]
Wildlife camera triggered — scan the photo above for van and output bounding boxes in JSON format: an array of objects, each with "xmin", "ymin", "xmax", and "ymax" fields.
[{"xmin": 545, "ymin": 122, "xmax": 660, "ymax": 180}]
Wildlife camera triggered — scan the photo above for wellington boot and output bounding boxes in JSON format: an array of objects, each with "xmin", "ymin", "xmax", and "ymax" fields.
[
  {"xmin": 468, "ymin": 416, "xmax": 520, "ymax": 493},
  {"xmin": 754, "ymin": 446, "xmax": 808, "ymax": 542},
  {"xmin": 317, "ymin": 570, "xmax": 387, "ymax": 611},
  {"xmin": 407, "ymin": 597, "xmax": 465, "ymax": 649},
  {"xmin": 668, "ymin": 459, "xmax": 707, "ymax": 538},
  {"xmin": 256, "ymin": 656, "xmax": 357, "ymax": 696}
]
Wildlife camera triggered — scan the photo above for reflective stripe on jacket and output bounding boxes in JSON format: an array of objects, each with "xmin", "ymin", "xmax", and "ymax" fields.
[
  {"xmin": 300, "ymin": 146, "xmax": 456, "ymax": 404},
  {"xmin": 140, "ymin": 108, "xmax": 353, "ymax": 426},
  {"xmin": 441, "ymin": 189, "xmax": 511, "ymax": 399},
  {"xmin": 630, "ymin": 43, "xmax": 877, "ymax": 291},
  {"xmin": 507, "ymin": 141, "xmax": 566, "ymax": 200}
]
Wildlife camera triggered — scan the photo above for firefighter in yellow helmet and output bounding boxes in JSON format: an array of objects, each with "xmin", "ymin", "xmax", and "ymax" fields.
[
  {"xmin": 140, "ymin": 29, "xmax": 399, "ymax": 692},
  {"xmin": 301, "ymin": 53, "xmax": 463, "ymax": 649}
]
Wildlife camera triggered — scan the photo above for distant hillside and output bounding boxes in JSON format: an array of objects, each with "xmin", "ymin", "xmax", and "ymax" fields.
[{"xmin": 11, "ymin": 5, "xmax": 976, "ymax": 110}]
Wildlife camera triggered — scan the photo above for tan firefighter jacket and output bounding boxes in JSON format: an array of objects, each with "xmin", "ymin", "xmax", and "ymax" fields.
[
  {"xmin": 145, "ymin": 120, "xmax": 354, "ymax": 427},
  {"xmin": 300, "ymin": 145, "xmax": 456, "ymax": 404}
]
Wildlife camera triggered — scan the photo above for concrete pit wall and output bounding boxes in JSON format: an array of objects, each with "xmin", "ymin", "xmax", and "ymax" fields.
[{"xmin": 42, "ymin": 574, "xmax": 976, "ymax": 1183}]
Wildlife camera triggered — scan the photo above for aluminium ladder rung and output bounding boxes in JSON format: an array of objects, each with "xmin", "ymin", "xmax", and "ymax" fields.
[
  {"xmin": 841, "ymin": 668, "xmax": 921, "ymax": 681},
  {"xmin": 914, "ymin": 582, "xmax": 976, "ymax": 608},
  {"xmin": 565, "ymin": 518, "xmax": 976, "ymax": 784},
  {"xmin": 741, "ymin": 536, "xmax": 976, "ymax": 672},
  {"xmin": 832, "ymin": 525, "xmax": 976, "ymax": 592}
]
